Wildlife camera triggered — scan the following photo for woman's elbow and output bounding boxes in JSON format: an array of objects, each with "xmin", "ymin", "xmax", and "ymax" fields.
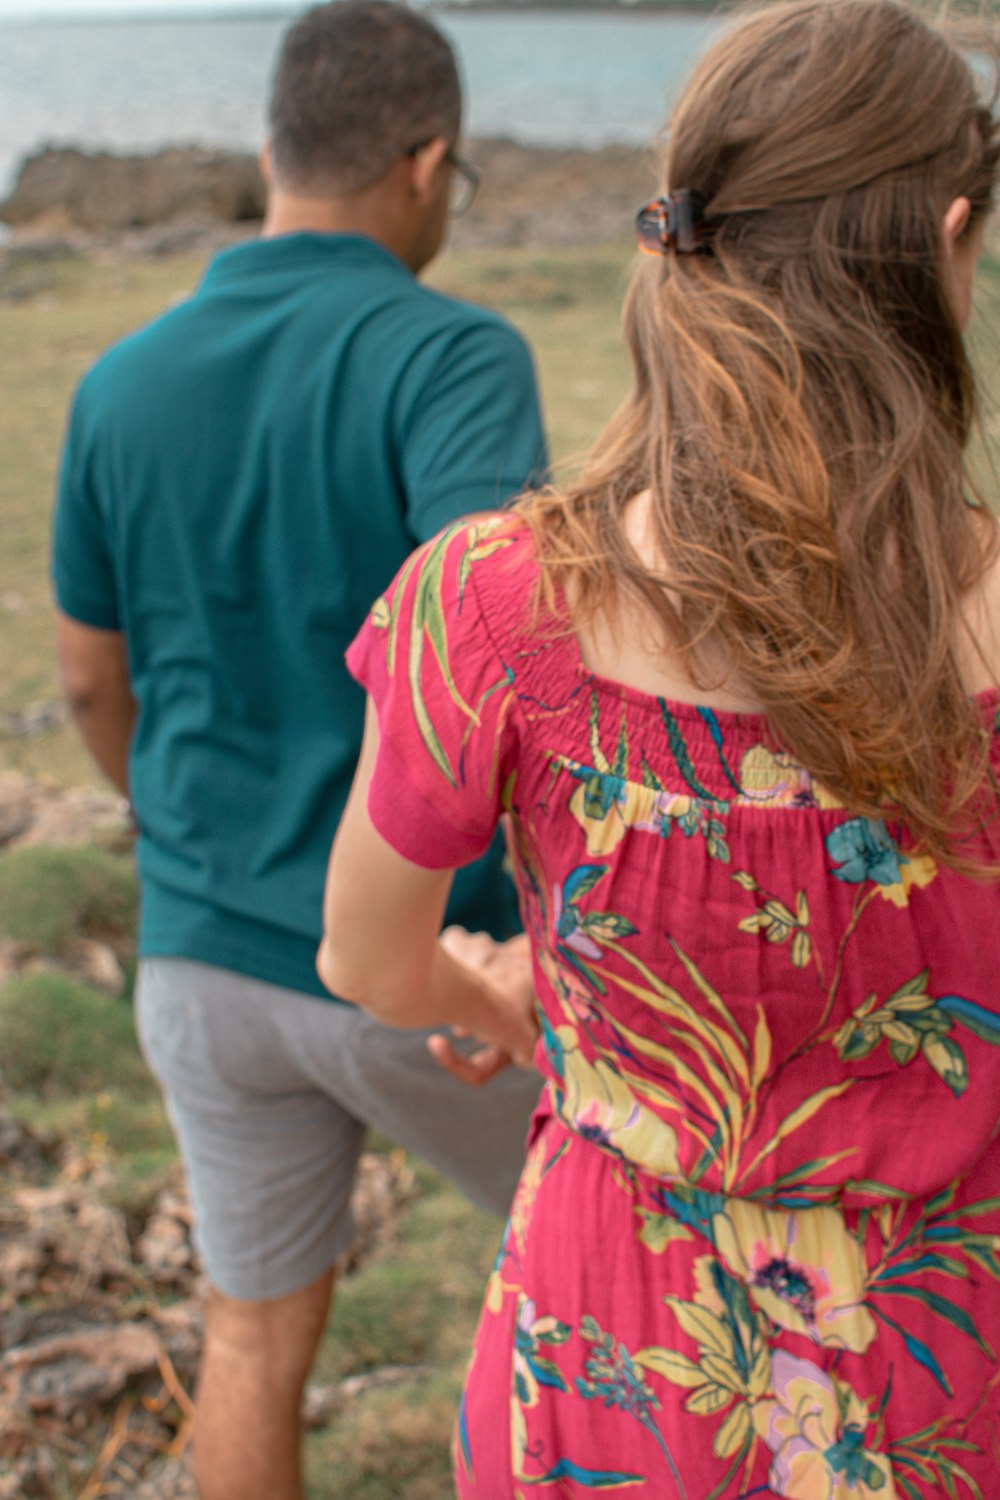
[
  {"xmin": 316, "ymin": 935, "xmax": 362, "ymax": 1004},
  {"xmin": 316, "ymin": 934, "xmax": 426, "ymax": 1027}
]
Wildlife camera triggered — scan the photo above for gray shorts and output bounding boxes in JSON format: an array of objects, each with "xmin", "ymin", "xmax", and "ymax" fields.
[{"xmin": 135, "ymin": 957, "xmax": 540, "ymax": 1303}]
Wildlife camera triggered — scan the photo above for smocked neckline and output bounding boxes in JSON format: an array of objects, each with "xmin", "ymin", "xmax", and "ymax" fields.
[{"xmin": 491, "ymin": 514, "xmax": 1000, "ymax": 736}]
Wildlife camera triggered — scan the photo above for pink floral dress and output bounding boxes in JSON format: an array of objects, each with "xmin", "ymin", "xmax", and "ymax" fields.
[{"xmin": 346, "ymin": 515, "xmax": 1000, "ymax": 1500}]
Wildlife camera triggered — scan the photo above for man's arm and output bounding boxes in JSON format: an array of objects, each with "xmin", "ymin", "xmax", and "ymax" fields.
[{"xmin": 55, "ymin": 612, "xmax": 135, "ymax": 796}]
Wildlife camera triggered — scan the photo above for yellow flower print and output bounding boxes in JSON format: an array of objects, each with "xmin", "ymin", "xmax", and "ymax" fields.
[
  {"xmin": 712, "ymin": 1201, "xmax": 876, "ymax": 1354},
  {"xmin": 753, "ymin": 1352, "xmax": 894, "ymax": 1498},
  {"xmin": 875, "ymin": 850, "xmax": 937, "ymax": 909},
  {"xmin": 568, "ymin": 777, "xmax": 648, "ymax": 857},
  {"xmin": 509, "ymin": 1132, "xmax": 550, "ymax": 1261},
  {"xmin": 559, "ymin": 1037, "xmax": 681, "ymax": 1178},
  {"xmin": 738, "ymin": 746, "xmax": 842, "ymax": 810},
  {"xmin": 639, "ymin": 1256, "xmax": 771, "ymax": 1461}
]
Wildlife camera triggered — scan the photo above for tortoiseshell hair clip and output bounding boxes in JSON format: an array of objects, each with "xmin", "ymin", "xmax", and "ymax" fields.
[{"xmin": 635, "ymin": 190, "xmax": 711, "ymax": 256}]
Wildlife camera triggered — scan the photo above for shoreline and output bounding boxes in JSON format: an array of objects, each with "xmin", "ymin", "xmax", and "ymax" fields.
[{"xmin": 0, "ymin": 140, "xmax": 660, "ymax": 254}]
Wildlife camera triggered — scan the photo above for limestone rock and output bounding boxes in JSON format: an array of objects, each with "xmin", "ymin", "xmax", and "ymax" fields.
[{"xmin": 0, "ymin": 146, "xmax": 265, "ymax": 232}]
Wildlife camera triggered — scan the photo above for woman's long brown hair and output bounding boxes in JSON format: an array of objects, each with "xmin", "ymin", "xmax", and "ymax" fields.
[{"xmin": 522, "ymin": 0, "xmax": 1000, "ymax": 866}]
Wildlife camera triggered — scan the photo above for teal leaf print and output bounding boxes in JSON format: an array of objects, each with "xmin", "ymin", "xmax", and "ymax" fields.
[
  {"xmin": 512, "ymin": 1298, "xmax": 646, "ymax": 1491},
  {"xmin": 833, "ymin": 977, "xmax": 1000, "ymax": 1096},
  {"xmin": 658, "ymin": 701, "xmax": 719, "ymax": 802},
  {"xmin": 696, "ymin": 706, "xmax": 744, "ymax": 795},
  {"xmin": 520, "ymin": 1459, "xmax": 645, "ymax": 1489},
  {"xmin": 581, "ymin": 771, "xmax": 627, "ymax": 821},
  {"xmin": 456, "ymin": 1390, "xmax": 473, "ymax": 1479},
  {"xmin": 870, "ymin": 1284, "xmax": 994, "ymax": 1360},
  {"xmin": 563, "ymin": 864, "xmax": 609, "ymax": 905},
  {"xmin": 514, "ymin": 1298, "xmax": 572, "ymax": 1403},
  {"xmin": 868, "ymin": 1306, "xmax": 954, "ymax": 1396},
  {"xmin": 612, "ymin": 709, "xmax": 629, "ymax": 779},
  {"xmin": 890, "ymin": 1432, "xmax": 987, "ymax": 1500},
  {"xmin": 877, "ymin": 1253, "xmax": 970, "ymax": 1282},
  {"xmin": 938, "ymin": 996, "xmax": 1000, "ymax": 1046},
  {"xmin": 540, "ymin": 1009, "xmax": 567, "ymax": 1080},
  {"xmin": 826, "ymin": 1434, "xmax": 889, "ymax": 1491},
  {"xmin": 641, "ymin": 755, "xmax": 731, "ymax": 858},
  {"xmin": 582, "ymin": 911, "xmax": 638, "ymax": 941},
  {"xmin": 577, "ymin": 1317, "xmax": 688, "ymax": 1499}
]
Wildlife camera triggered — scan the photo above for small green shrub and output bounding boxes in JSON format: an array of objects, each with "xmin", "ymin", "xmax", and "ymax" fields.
[
  {"xmin": 0, "ymin": 971, "xmax": 148, "ymax": 1097},
  {"xmin": 0, "ymin": 844, "xmax": 138, "ymax": 954}
]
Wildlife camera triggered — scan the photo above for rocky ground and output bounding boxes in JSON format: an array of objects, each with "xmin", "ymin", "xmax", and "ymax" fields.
[
  {"xmin": 0, "ymin": 140, "xmax": 658, "ymax": 259},
  {"xmin": 0, "ymin": 1121, "xmax": 415, "ymax": 1499},
  {"xmin": 0, "ymin": 774, "xmax": 418, "ymax": 1498}
]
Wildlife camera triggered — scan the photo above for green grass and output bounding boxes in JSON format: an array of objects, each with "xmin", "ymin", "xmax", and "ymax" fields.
[
  {"xmin": 0, "ymin": 843, "xmax": 138, "ymax": 952},
  {"xmin": 0, "ymin": 971, "xmax": 147, "ymax": 1095},
  {"xmin": 0, "ymin": 967, "xmax": 177, "ymax": 1211}
]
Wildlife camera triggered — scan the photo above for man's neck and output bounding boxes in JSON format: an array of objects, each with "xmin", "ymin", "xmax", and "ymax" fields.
[{"xmin": 261, "ymin": 187, "xmax": 412, "ymax": 268}]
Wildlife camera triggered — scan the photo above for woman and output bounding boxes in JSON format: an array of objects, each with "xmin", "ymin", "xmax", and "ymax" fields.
[{"xmin": 320, "ymin": 1, "xmax": 1000, "ymax": 1493}]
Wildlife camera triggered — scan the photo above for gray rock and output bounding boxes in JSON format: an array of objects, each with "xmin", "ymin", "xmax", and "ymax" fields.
[{"xmin": 0, "ymin": 146, "xmax": 265, "ymax": 232}]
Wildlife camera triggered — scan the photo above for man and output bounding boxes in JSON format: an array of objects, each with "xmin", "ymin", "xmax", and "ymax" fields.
[{"xmin": 51, "ymin": 5, "xmax": 547, "ymax": 1497}]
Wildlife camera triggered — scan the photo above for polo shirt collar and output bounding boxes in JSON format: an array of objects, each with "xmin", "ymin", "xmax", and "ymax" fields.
[{"xmin": 200, "ymin": 232, "xmax": 410, "ymax": 288}]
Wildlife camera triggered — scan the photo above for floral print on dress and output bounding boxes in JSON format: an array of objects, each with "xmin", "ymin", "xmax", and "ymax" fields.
[{"xmin": 346, "ymin": 516, "xmax": 1000, "ymax": 1498}]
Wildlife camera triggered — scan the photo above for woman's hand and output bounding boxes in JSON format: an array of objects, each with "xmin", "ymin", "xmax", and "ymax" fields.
[{"xmin": 428, "ymin": 928, "xmax": 540, "ymax": 1087}]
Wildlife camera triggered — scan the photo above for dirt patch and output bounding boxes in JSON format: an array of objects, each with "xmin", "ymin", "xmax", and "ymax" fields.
[{"xmin": 0, "ymin": 772, "xmax": 128, "ymax": 856}]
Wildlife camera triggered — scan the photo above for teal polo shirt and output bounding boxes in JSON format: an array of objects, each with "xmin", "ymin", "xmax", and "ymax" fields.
[{"xmin": 53, "ymin": 233, "xmax": 547, "ymax": 997}]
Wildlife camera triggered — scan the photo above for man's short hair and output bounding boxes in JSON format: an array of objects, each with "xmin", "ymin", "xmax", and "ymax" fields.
[{"xmin": 268, "ymin": 0, "xmax": 462, "ymax": 195}]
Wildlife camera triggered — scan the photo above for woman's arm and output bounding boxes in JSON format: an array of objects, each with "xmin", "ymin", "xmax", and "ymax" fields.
[{"xmin": 318, "ymin": 701, "xmax": 539, "ymax": 1070}]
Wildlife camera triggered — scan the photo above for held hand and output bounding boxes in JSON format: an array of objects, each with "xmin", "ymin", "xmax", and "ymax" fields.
[
  {"xmin": 428, "ymin": 928, "xmax": 540, "ymax": 1086},
  {"xmin": 426, "ymin": 1032, "xmax": 515, "ymax": 1087}
]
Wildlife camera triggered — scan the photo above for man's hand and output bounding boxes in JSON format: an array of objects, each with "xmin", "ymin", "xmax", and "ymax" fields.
[{"xmin": 428, "ymin": 928, "xmax": 540, "ymax": 1087}]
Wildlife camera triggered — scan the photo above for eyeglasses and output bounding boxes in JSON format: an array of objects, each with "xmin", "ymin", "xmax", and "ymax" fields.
[{"xmin": 406, "ymin": 140, "xmax": 480, "ymax": 218}]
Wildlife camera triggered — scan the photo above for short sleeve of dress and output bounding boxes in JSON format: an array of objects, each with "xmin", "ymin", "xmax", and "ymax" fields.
[{"xmin": 346, "ymin": 518, "xmax": 519, "ymax": 870}]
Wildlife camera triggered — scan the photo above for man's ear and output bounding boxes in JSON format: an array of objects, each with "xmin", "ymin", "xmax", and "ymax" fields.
[
  {"xmin": 259, "ymin": 140, "xmax": 275, "ymax": 188},
  {"xmin": 407, "ymin": 137, "xmax": 450, "ymax": 207}
]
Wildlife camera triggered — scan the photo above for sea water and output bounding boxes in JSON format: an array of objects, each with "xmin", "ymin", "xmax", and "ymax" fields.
[{"xmin": 0, "ymin": 9, "xmax": 723, "ymax": 198}]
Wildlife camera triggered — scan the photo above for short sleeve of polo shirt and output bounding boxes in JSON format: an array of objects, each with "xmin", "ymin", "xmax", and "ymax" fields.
[
  {"xmin": 51, "ymin": 378, "xmax": 121, "ymax": 631},
  {"xmin": 400, "ymin": 317, "xmax": 547, "ymax": 543},
  {"xmin": 346, "ymin": 519, "xmax": 518, "ymax": 869}
]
